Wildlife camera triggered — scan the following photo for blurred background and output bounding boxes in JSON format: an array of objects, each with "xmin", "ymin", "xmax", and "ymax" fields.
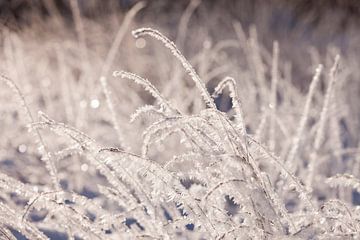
[
  {"xmin": 1, "ymin": 0, "xmax": 360, "ymax": 88},
  {"xmin": 0, "ymin": 1, "xmax": 360, "ymax": 239}
]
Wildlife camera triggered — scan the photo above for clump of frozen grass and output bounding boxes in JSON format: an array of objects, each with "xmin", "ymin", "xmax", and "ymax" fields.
[{"xmin": 0, "ymin": 5, "xmax": 360, "ymax": 239}]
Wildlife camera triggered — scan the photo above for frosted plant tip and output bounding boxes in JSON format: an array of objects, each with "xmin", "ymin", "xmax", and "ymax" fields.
[
  {"xmin": 132, "ymin": 27, "xmax": 153, "ymax": 38},
  {"xmin": 132, "ymin": 29, "xmax": 141, "ymax": 38},
  {"xmin": 113, "ymin": 71, "xmax": 122, "ymax": 77}
]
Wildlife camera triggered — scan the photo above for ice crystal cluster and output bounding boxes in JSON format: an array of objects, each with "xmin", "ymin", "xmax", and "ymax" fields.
[{"xmin": 0, "ymin": 1, "xmax": 360, "ymax": 240}]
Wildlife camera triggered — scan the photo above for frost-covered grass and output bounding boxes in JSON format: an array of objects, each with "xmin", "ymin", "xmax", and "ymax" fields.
[{"xmin": 1, "ymin": 1, "xmax": 360, "ymax": 239}]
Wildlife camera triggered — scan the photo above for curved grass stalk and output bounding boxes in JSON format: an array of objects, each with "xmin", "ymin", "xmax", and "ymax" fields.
[
  {"xmin": 212, "ymin": 76, "xmax": 246, "ymax": 136},
  {"xmin": 113, "ymin": 70, "xmax": 179, "ymax": 114},
  {"xmin": 131, "ymin": 27, "xmax": 216, "ymax": 109}
]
